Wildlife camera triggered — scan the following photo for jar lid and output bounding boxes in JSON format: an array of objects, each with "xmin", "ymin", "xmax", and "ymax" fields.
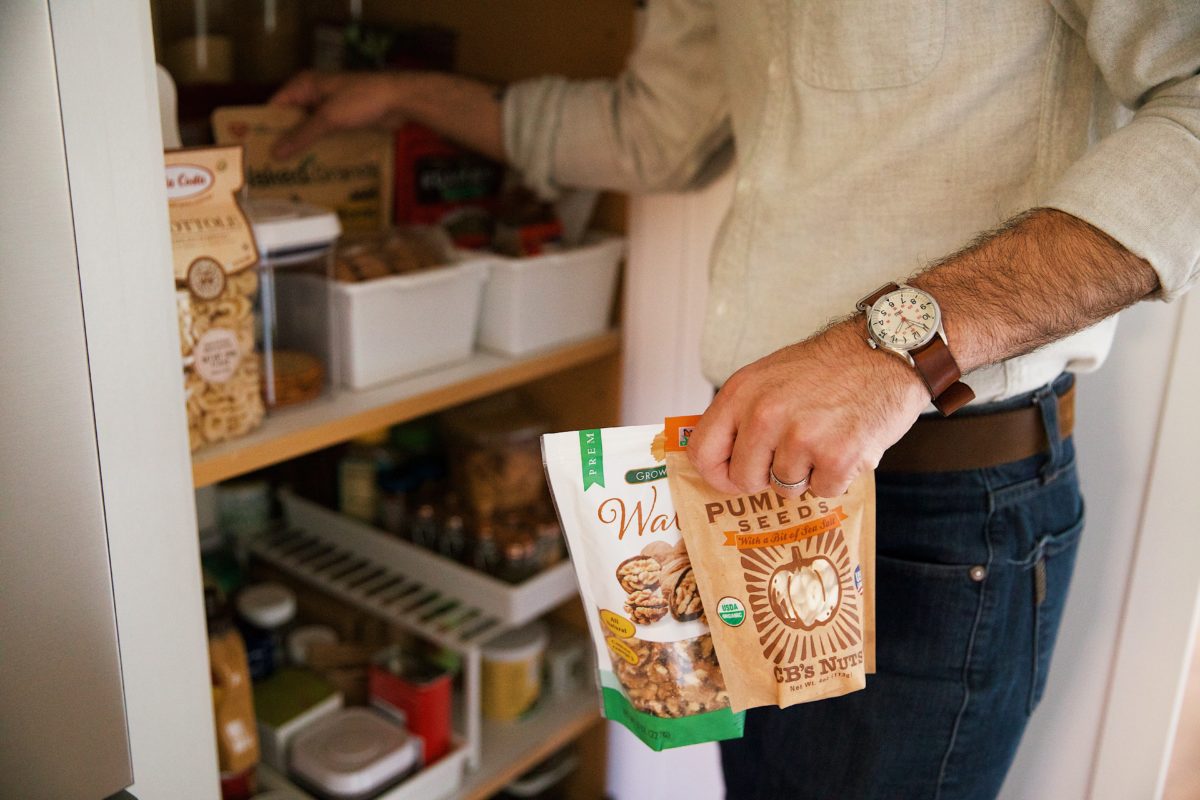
[
  {"xmin": 287, "ymin": 624, "xmax": 339, "ymax": 666},
  {"xmin": 245, "ymin": 198, "xmax": 341, "ymax": 256},
  {"xmin": 236, "ymin": 583, "xmax": 297, "ymax": 629},
  {"xmin": 482, "ymin": 621, "xmax": 548, "ymax": 663},
  {"xmin": 290, "ymin": 708, "xmax": 419, "ymax": 796}
]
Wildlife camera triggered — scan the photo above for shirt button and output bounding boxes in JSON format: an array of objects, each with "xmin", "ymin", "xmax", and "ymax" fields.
[{"xmin": 968, "ymin": 565, "xmax": 987, "ymax": 582}]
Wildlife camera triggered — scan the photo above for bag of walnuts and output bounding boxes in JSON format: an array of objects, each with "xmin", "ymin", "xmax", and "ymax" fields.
[
  {"xmin": 663, "ymin": 415, "xmax": 876, "ymax": 711},
  {"xmin": 165, "ymin": 146, "xmax": 265, "ymax": 451},
  {"xmin": 542, "ymin": 425, "xmax": 745, "ymax": 750}
]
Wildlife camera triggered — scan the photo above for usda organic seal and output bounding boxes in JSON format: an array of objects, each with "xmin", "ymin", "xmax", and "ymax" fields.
[{"xmin": 717, "ymin": 596, "xmax": 746, "ymax": 627}]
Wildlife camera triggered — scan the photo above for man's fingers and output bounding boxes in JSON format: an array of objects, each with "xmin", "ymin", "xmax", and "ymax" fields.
[
  {"xmin": 768, "ymin": 431, "xmax": 813, "ymax": 498},
  {"xmin": 269, "ymin": 71, "xmax": 327, "ymax": 108},
  {"xmin": 807, "ymin": 466, "xmax": 855, "ymax": 499},
  {"xmin": 688, "ymin": 402, "xmax": 740, "ymax": 495},
  {"xmin": 271, "ymin": 113, "xmax": 333, "ymax": 160},
  {"xmin": 728, "ymin": 427, "xmax": 774, "ymax": 494}
]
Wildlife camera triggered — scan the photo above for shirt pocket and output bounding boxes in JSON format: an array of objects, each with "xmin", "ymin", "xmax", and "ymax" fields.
[{"xmin": 792, "ymin": 0, "xmax": 947, "ymax": 91}]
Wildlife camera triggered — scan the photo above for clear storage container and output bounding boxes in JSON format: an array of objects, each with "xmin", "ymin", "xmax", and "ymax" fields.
[
  {"xmin": 289, "ymin": 707, "xmax": 421, "ymax": 799},
  {"xmin": 245, "ymin": 199, "xmax": 342, "ymax": 409}
]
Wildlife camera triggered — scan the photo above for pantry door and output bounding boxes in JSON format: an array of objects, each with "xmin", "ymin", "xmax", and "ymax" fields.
[
  {"xmin": 0, "ymin": 2, "xmax": 133, "ymax": 797},
  {"xmin": 20, "ymin": 0, "xmax": 221, "ymax": 797}
]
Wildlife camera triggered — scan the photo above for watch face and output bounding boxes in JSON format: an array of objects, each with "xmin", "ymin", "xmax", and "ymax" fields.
[{"xmin": 867, "ymin": 288, "xmax": 939, "ymax": 350}]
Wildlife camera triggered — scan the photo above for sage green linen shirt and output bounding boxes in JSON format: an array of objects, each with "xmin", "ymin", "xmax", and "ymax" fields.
[{"xmin": 503, "ymin": 0, "xmax": 1200, "ymax": 401}]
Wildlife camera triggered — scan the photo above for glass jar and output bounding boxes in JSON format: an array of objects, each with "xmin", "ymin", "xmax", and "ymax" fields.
[
  {"xmin": 160, "ymin": 0, "xmax": 234, "ymax": 85},
  {"xmin": 237, "ymin": 0, "xmax": 302, "ymax": 85},
  {"xmin": 235, "ymin": 582, "xmax": 297, "ymax": 681},
  {"xmin": 441, "ymin": 395, "xmax": 549, "ymax": 521}
]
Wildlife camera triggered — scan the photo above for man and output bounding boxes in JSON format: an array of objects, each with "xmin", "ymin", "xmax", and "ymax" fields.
[{"xmin": 272, "ymin": 2, "xmax": 1199, "ymax": 796}]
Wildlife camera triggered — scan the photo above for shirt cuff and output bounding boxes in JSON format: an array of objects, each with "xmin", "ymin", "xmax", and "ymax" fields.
[
  {"xmin": 502, "ymin": 76, "xmax": 570, "ymax": 201},
  {"xmin": 1041, "ymin": 115, "xmax": 1200, "ymax": 303}
]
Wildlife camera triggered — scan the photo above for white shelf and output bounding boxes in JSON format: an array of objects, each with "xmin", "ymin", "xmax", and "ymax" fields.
[
  {"xmin": 259, "ymin": 493, "xmax": 579, "ymax": 647},
  {"xmin": 252, "ymin": 493, "xmax": 586, "ymax": 776}
]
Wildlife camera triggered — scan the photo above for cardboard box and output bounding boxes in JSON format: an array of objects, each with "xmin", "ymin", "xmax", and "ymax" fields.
[{"xmin": 213, "ymin": 105, "xmax": 394, "ymax": 233}]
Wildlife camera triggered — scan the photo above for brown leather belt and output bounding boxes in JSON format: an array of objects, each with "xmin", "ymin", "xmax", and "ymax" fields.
[{"xmin": 877, "ymin": 384, "xmax": 1075, "ymax": 473}]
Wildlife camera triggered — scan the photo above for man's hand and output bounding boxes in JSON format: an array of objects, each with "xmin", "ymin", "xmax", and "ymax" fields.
[
  {"xmin": 269, "ymin": 70, "xmax": 506, "ymax": 163},
  {"xmin": 688, "ymin": 320, "xmax": 929, "ymax": 498},
  {"xmin": 688, "ymin": 209, "xmax": 1160, "ymax": 499},
  {"xmin": 270, "ymin": 71, "xmax": 409, "ymax": 159}
]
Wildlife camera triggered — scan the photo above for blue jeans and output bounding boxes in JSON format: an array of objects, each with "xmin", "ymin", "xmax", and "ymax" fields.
[{"xmin": 720, "ymin": 374, "xmax": 1084, "ymax": 800}]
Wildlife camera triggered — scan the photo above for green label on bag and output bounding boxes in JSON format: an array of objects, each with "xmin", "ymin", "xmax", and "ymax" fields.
[
  {"xmin": 601, "ymin": 686, "xmax": 745, "ymax": 751},
  {"xmin": 625, "ymin": 465, "xmax": 667, "ymax": 485},
  {"xmin": 579, "ymin": 429, "xmax": 605, "ymax": 490}
]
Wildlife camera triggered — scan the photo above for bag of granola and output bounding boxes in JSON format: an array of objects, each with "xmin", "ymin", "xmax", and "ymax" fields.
[
  {"xmin": 663, "ymin": 415, "xmax": 875, "ymax": 712},
  {"xmin": 542, "ymin": 425, "xmax": 745, "ymax": 750}
]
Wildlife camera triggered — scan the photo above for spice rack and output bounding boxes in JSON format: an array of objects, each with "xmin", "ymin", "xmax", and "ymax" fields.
[{"xmin": 250, "ymin": 492, "xmax": 586, "ymax": 792}]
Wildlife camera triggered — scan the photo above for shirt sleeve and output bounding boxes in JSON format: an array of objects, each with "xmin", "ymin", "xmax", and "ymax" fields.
[
  {"xmin": 1042, "ymin": 1, "xmax": 1200, "ymax": 302},
  {"xmin": 502, "ymin": 0, "xmax": 732, "ymax": 199}
]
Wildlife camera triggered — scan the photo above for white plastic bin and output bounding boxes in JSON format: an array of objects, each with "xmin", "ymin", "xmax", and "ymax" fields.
[
  {"xmin": 476, "ymin": 234, "xmax": 624, "ymax": 356},
  {"xmin": 332, "ymin": 259, "xmax": 490, "ymax": 389}
]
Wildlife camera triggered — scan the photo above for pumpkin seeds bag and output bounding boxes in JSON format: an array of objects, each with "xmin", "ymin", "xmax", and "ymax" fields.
[
  {"xmin": 542, "ymin": 425, "xmax": 745, "ymax": 750},
  {"xmin": 663, "ymin": 415, "xmax": 875, "ymax": 712}
]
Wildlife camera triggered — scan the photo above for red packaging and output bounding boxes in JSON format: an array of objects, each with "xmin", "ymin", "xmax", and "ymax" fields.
[
  {"xmin": 368, "ymin": 648, "xmax": 453, "ymax": 764},
  {"xmin": 393, "ymin": 123, "xmax": 503, "ymax": 249}
]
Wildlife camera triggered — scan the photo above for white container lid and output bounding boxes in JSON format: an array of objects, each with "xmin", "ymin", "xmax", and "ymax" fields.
[
  {"xmin": 287, "ymin": 624, "xmax": 339, "ymax": 666},
  {"xmin": 482, "ymin": 621, "xmax": 548, "ymax": 664},
  {"xmin": 236, "ymin": 583, "xmax": 297, "ymax": 630},
  {"xmin": 244, "ymin": 198, "xmax": 341, "ymax": 257},
  {"xmin": 290, "ymin": 707, "xmax": 419, "ymax": 798}
]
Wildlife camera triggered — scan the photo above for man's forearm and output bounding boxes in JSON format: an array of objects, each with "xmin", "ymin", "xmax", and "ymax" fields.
[
  {"xmin": 390, "ymin": 72, "xmax": 506, "ymax": 163},
  {"xmin": 909, "ymin": 208, "xmax": 1160, "ymax": 374}
]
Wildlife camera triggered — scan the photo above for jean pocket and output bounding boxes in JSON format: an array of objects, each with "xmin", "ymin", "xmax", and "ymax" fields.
[
  {"xmin": 792, "ymin": 0, "xmax": 947, "ymax": 91},
  {"xmin": 876, "ymin": 553, "xmax": 982, "ymax": 681},
  {"xmin": 1026, "ymin": 514, "xmax": 1085, "ymax": 714}
]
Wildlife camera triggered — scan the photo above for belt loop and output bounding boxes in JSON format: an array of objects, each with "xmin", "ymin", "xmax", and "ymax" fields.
[{"xmin": 1033, "ymin": 383, "xmax": 1064, "ymax": 483}]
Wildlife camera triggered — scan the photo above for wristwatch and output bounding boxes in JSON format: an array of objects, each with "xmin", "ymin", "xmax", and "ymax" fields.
[{"xmin": 856, "ymin": 282, "xmax": 975, "ymax": 416}]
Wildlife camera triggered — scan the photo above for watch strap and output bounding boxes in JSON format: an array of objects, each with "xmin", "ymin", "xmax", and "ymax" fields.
[
  {"xmin": 857, "ymin": 282, "xmax": 899, "ymax": 312},
  {"xmin": 910, "ymin": 336, "xmax": 976, "ymax": 415}
]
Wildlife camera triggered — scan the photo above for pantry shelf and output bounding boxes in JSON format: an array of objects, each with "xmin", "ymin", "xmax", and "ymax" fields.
[
  {"xmin": 191, "ymin": 331, "xmax": 621, "ymax": 487},
  {"xmin": 457, "ymin": 694, "xmax": 601, "ymax": 800},
  {"xmin": 255, "ymin": 691, "xmax": 600, "ymax": 800}
]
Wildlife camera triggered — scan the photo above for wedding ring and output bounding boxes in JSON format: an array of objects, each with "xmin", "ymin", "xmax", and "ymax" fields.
[{"xmin": 769, "ymin": 466, "xmax": 812, "ymax": 491}]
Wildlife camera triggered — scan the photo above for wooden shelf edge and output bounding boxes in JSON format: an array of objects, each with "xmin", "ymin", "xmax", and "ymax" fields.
[
  {"xmin": 192, "ymin": 332, "xmax": 621, "ymax": 487},
  {"xmin": 457, "ymin": 705, "xmax": 602, "ymax": 800}
]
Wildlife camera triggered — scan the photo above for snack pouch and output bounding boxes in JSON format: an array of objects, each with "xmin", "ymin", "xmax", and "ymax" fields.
[
  {"xmin": 542, "ymin": 425, "xmax": 745, "ymax": 750},
  {"xmin": 664, "ymin": 416, "xmax": 876, "ymax": 712}
]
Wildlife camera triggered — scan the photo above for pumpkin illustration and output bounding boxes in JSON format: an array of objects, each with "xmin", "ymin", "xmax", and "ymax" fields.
[{"xmin": 767, "ymin": 547, "xmax": 840, "ymax": 630}]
